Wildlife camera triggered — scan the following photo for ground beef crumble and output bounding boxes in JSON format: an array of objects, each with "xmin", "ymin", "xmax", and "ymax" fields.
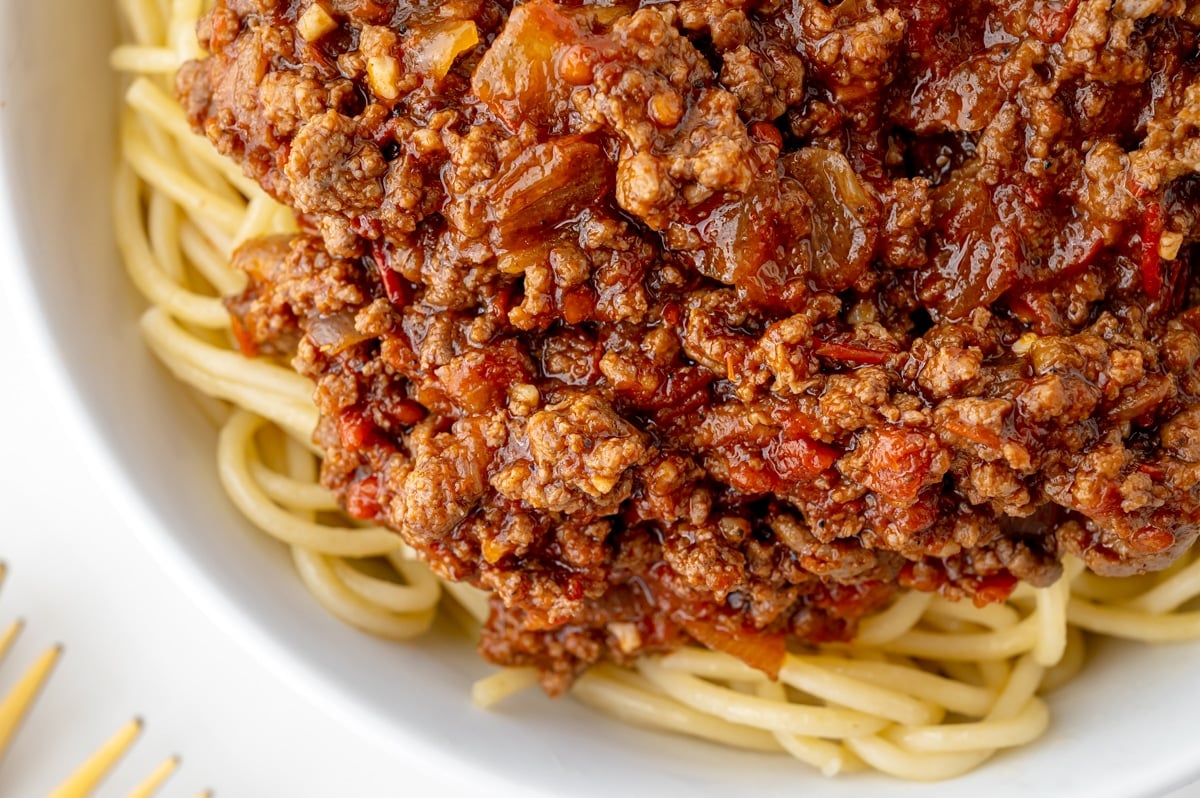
[{"xmin": 186, "ymin": 0, "xmax": 1200, "ymax": 693}]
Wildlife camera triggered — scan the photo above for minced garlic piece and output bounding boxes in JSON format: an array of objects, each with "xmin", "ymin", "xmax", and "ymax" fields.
[
  {"xmin": 1160, "ymin": 230, "xmax": 1184, "ymax": 261},
  {"xmin": 297, "ymin": 3, "xmax": 337, "ymax": 42},
  {"xmin": 608, "ymin": 622, "xmax": 643, "ymax": 654},
  {"xmin": 1012, "ymin": 332, "xmax": 1039, "ymax": 355}
]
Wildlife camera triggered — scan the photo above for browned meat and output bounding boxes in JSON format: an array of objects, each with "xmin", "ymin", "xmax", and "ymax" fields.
[{"xmin": 196, "ymin": 0, "xmax": 1200, "ymax": 692}]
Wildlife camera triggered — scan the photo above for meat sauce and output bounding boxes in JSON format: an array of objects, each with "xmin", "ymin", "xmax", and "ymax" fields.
[{"xmin": 180, "ymin": 0, "xmax": 1200, "ymax": 692}]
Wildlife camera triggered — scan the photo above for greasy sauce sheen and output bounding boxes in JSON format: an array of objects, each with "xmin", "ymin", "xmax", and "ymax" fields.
[{"xmin": 178, "ymin": 0, "xmax": 1200, "ymax": 692}]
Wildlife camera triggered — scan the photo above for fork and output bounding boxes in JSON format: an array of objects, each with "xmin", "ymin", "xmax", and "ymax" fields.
[{"xmin": 0, "ymin": 562, "xmax": 212, "ymax": 797}]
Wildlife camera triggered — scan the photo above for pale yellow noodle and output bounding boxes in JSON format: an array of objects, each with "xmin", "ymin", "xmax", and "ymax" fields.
[
  {"xmin": 115, "ymin": 165, "xmax": 229, "ymax": 328},
  {"xmin": 880, "ymin": 615, "xmax": 1040, "ymax": 661},
  {"xmin": 1123, "ymin": 554, "xmax": 1200, "ymax": 614},
  {"xmin": 248, "ymin": 460, "xmax": 342, "ymax": 511},
  {"xmin": 853, "ymin": 590, "xmax": 934, "ymax": 646},
  {"xmin": 636, "ymin": 658, "xmax": 888, "ymax": 739},
  {"xmin": 291, "ymin": 548, "xmax": 435, "ymax": 639},
  {"xmin": 754, "ymin": 681, "xmax": 860, "ymax": 776},
  {"xmin": 1067, "ymin": 598, "xmax": 1200, "ymax": 642},
  {"xmin": 179, "ymin": 222, "xmax": 245, "ymax": 295},
  {"xmin": 571, "ymin": 668, "xmax": 782, "ymax": 753},
  {"xmin": 883, "ymin": 698, "xmax": 1049, "ymax": 753},
  {"xmin": 796, "ymin": 655, "xmax": 995, "ymax": 718},
  {"xmin": 327, "ymin": 557, "xmax": 441, "ymax": 614},
  {"xmin": 1039, "ymin": 625, "xmax": 1087, "ymax": 694},
  {"xmin": 217, "ymin": 410, "xmax": 400, "ymax": 556},
  {"xmin": 1033, "ymin": 577, "xmax": 1070, "ymax": 667},
  {"xmin": 111, "ymin": 45, "xmax": 180, "ymax": 73},
  {"xmin": 845, "ymin": 735, "xmax": 993, "ymax": 782},
  {"xmin": 148, "ymin": 192, "xmax": 185, "ymax": 281},
  {"xmin": 472, "ymin": 668, "xmax": 540, "ymax": 709}
]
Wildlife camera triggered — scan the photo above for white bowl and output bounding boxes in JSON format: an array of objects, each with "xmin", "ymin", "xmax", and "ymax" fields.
[{"xmin": 2, "ymin": 4, "xmax": 1198, "ymax": 796}]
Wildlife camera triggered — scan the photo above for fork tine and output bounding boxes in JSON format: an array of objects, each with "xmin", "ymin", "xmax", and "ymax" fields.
[
  {"xmin": 0, "ymin": 618, "xmax": 23, "ymax": 663},
  {"xmin": 125, "ymin": 754, "xmax": 179, "ymax": 798},
  {"xmin": 47, "ymin": 717, "xmax": 143, "ymax": 798},
  {"xmin": 0, "ymin": 644, "xmax": 61, "ymax": 762}
]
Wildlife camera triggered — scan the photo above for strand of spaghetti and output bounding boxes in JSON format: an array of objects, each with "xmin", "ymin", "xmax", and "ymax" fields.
[
  {"xmin": 921, "ymin": 615, "xmax": 983, "ymax": 635},
  {"xmin": 987, "ymin": 654, "xmax": 1043, "ymax": 720},
  {"xmin": 234, "ymin": 194, "xmax": 288, "ymax": 249},
  {"xmin": 1067, "ymin": 597, "xmax": 1200, "ymax": 641},
  {"xmin": 853, "ymin": 590, "xmax": 933, "ymax": 645},
  {"xmin": 1070, "ymin": 569, "xmax": 1158, "ymax": 604},
  {"xmin": 111, "ymin": 45, "xmax": 180, "ymax": 73},
  {"xmin": 936, "ymin": 661, "xmax": 986, "ymax": 688},
  {"xmin": 117, "ymin": 0, "xmax": 165, "ymax": 47},
  {"xmin": 587, "ymin": 661, "xmax": 664, "ymax": 695},
  {"xmin": 278, "ymin": 437, "xmax": 434, "ymax": 637},
  {"xmin": 883, "ymin": 698, "xmax": 1049, "ymax": 753},
  {"xmin": 124, "ymin": 130, "xmax": 245, "ymax": 234},
  {"xmin": 139, "ymin": 307, "xmax": 314, "ymax": 407},
  {"xmin": 1032, "ymin": 576, "xmax": 1070, "ymax": 666},
  {"xmin": 169, "ymin": 0, "xmax": 207, "ymax": 62},
  {"xmin": 179, "ymin": 222, "xmax": 246, "ymax": 295},
  {"xmin": 926, "ymin": 596, "xmax": 1021, "ymax": 630},
  {"xmin": 636, "ymin": 658, "xmax": 888, "ymax": 738},
  {"xmin": 292, "ymin": 548, "xmax": 436, "ymax": 639},
  {"xmin": 754, "ymin": 680, "xmax": 861, "ymax": 776},
  {"xmin": 657, "ymin": 648, "xmax": 941, "ymax": 725},
  {"xmin": 797, "ymin": 656, "xmax": 995, "ymax": 718},
  {"xmin": 218, "ymin": 411, "xmax": 402, "ymax": 556},
  {"xmin": 115, "ymin": 165, "xmax": 230, "ymax": 328},
  {"xmin": 571, "ymin": 666, "xmax": 781, "ymax": 753},
  {"xmin": 248, "ymin": 460, "xmax": 341, "ymax": 510},
  {"xmin": 778, "ymin": 658, "xmax": 942, "ymax": 726},
  {"xmin": 175, "ymin": 136, "xmax": 248, "ymax": 205},
  {"xmin": 328, "ymin": 557, "xmax": 441, "ymax": 614},
  {"xmin": 978, "ymin": 659, "xmax": 1012, "ymax": 691},
  {"xmin": 148, "ymin": 192, "xmax": 185, "ymax": 281},
  {"xmin": 844, "ymin": 735, "xmax": 993, "ymax": 781},
  {"xmin": 124, "ymin": 78, "xmax": 263, "ymax": 198},
  {"xmin": 1123, "ymin": 554, "xmax": 1200, "ymax": 614},
  {"xmin": 440, "ymin": 579, "xmax": 491, "ymax": 624},
  {"xmin": 1040, "ymin": 625, "xmax": 1086, "ymax": 693},
  {"xmin": 472, "ymin": 668, "xmax": 539, "ymax": 708},
  {"xmin": 879, "ymin": 614, "xmax": 1038, "ymax": 661},
  {"xmin": 142, "ymin": 337, "xmax": 316, "ymax": 444}
]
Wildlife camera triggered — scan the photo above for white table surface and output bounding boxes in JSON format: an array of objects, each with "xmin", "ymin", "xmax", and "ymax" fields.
[{"xmin": 2, "ymin": 236, "xmax": 1199, "ymax": 797}]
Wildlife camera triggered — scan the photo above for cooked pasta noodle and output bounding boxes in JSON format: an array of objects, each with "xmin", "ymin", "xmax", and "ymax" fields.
[{"xmin": 110, "ymin": 0, "xmax": 1200, "ymax": 780}]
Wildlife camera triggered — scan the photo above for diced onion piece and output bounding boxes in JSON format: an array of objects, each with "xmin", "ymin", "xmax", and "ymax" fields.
[
  {"xmin": 410, "ymin": 21, "xmax": 479, "ymax": 81},
  {"xmin": 367, "ymin": 55, "xmax": 402, "ymax": 100},
  {"xmin": 297, "ymin": 3, "xmax": 338, "ymax": 43}
]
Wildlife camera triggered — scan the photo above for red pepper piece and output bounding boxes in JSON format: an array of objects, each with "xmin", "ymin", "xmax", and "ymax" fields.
[
  {"xmin": 337, "ymin": 406, "xmax": 379, "ymax": 452},
  {"xmin": 345, "ymin": 475, "xmax": 381, "ymax": 520},
  {"xmin": 942, "ymin": 418, "xmax": 1004, "ymax": 450},
  {"xmin": 229, "ymin": 315, "xmax": 258, "ymax": 358},
  {"xmin": 813, "ymin": 340, "xmax": 890, "ymax": 365},
  {"xmin": 372, "ymin": 240, "xmax": 411, "ymax": 306},
  {"xmin": 972, "ymin": 573, "xmax": 1018, "ymax": 607},
  {"xmin": 1140, "ymin": 202, "xmax": 1164, "ymax": 300},
  {"xmin": 768, "ymin": 434, "xmax": 839, "ymax": 480}
]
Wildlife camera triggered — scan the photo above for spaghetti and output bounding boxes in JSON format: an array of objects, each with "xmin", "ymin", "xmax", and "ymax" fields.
[{"xmin": 111, "ymin": 0, "xmax": 1200, "ymax": 781}]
